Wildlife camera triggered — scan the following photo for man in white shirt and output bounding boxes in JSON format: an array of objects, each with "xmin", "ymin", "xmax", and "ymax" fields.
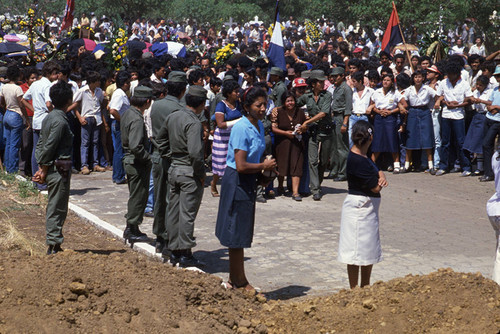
[
  {"xmin": 68, "ymin": 71, "xmax": 106, "ymax": 175},
  {"xmin": 108, "ymin": 71, "xmax": 131, "ymax": 184},
  {"xmin": 434, "ymin": 62, "xmax": 473, "ymax": 176},
  {"xmin": 22, "ymin": 61, "xmax": 60, "ymax": 188},
  {"xmin": 449, "ymin": 38, "xmax": 465, "ymax": 55},
  {"xmin": 48, "ymin": 13, "xmax": 60, "ymax": 35}
]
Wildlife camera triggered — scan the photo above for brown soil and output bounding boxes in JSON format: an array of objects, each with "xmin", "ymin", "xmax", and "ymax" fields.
[{"xmin": 0, "ymin": 176, "xmax": 500, "ymax": 334}]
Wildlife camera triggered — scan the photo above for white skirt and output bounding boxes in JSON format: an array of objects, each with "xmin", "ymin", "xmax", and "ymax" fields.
[{"xmin": 337, "ymin": 194, "xmax": 382, "ymax": 266}]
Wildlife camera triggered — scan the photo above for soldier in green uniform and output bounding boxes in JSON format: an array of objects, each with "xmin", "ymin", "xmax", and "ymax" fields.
[
  {"xmin": 33, "ymin": 81, "xmax": 74, "ymax": 255},
  {"xmin": 120, "ymin": 86, "xmax": 153, "ymax": 245},
  {"xmin": 329, "ymin": 67, "xmax": 352, "ymax": 181},
  {"xmin": 269, "ymin": 67, "xmax": 287, "ymax": 108},
  {"xmin": 156, "ymin": 86, "xmax": 207, "ymax": 268},
  {"xmin": 296, "ymin": 70, "xmax": 333, "ymax": 201},
  {"xmin": 149, "ymin": 71, "xmax": 187, "ymax": 253}
]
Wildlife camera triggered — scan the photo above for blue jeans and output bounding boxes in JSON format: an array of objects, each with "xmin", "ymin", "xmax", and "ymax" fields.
[
  {"xmin": 0, "ymin": 111, "xmax": 5, "ymax": 151},
  {"xmin": 348, "ymin": 114, "xmax": 368, "ymax": 148},
  {"xmin": 80, "ymin": 117, "xmax": 100, "ymax": 168},
  {"xmin": 482, "ymin": 118, "xmax": 500, "ymax": 178},
  {"xmin": 432, "ymin": 110, "xmax": 441, "ymax": 166},
  {"xmin": 111, "ymin": 119, "xmax": 125, "ymax": 182},
  {"xmin": 3, "ymin": 110, "xmax": 24, "ymax": 173},
  {"xmin": 146, "ymin": 169, "xmax": 154, "ymax": 213},
  {"xmin": 439, "ymin": 118, "xmax": 470, "ymax": 172}
]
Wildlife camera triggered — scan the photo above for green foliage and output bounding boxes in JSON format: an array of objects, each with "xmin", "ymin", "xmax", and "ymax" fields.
[
  {"xmin": 2, "ymin": 0, "xmax": 498, "ymax": 50},
  {"xmin": 17, "ymin": 179, "xmax": 38, "ymax": 198}
]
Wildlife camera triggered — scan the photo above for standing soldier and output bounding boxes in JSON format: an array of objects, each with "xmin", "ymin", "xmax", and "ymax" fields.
[
  {"xmin": 329, "ymin": 67, "xmax": 352, "ymax": 181},
  {"xmin": 269, "ymin": 67, "xmax": 287, "ymax": 108},
  {"xmin": 296, "ymin": 70, "xmax": 334, "ymax": 201},
  {"xmin": 33, "ymin": 81, "xmax": 74, "ymax": 254},
  {"xmin": 156, "ymin": 86, "xmax": 207, "ymax": 267},
  {"xmin": 120, "ymin": 86, "xmax": 153, "ymax": 245},
  {"xmin": 150, "ymin": 71, "xmax": 187, "ymax": 254}
]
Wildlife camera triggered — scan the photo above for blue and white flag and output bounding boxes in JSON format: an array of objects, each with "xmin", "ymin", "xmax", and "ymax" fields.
[{"xmin": 266, "ymin": 3, "xmax": 286, "ymax": 71}]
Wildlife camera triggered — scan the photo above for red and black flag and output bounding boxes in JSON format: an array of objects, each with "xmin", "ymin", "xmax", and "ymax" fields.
[
  {"xmin": 381, "ymin": 2, "xmax": 403, "ymax": 53},
  {"xmin": 59, "ymin": 0, "xmax": 75, "ymax": 32}
]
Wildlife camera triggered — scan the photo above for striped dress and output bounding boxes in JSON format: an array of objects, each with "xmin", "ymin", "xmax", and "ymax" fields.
[{"xmin": 212, "ymin": 101, "xmax": 242, "ymax": 176}]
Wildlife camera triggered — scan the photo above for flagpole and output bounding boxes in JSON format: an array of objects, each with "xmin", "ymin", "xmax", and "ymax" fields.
[
  {"xmin": 393, "ymin": 1, "xmax": 414, "ymax": 72},
  {"xmin": 274, "ymin": 0, "xmax": 280, "ymax": 25}
]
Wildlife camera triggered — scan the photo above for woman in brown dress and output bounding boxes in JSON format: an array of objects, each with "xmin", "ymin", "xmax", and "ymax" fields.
[{"xmin": 272, "ymin": 92, "xmax": 307, "ymax": 201}]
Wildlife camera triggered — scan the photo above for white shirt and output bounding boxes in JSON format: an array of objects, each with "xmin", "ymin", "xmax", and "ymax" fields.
[
  {"xmin": 470, "ymin": 69, "xmax": 482, "ymax": 89},
  {"xmin": 436, "ymin": 78, "xmax": 473, "ymax": 120},
  {"xmin": 469, "ymin": 44, "xmax": 486, "ymax": 57},
  {"xmin": 487, "ymin": 151, "xmax": 500, "ymax": 217},
  {"xmin": 108, "ymin": 88, "xmax": 130, "ymax": 119},
  {"xmin": 23, "ymin": 77, "xmax": 52, "ymax": 130},
  {"xmin": 489, "ymin": 77, "xmax": 499, "ymax": 91},
  {"xmin": 352, "ymin": 86, "xmax": 374, "ymax": 114},
  {"xmin": 143, "ymin": 100, "xmax": 154, "ymax": 139},
  {"xmin": 450, "ymin": 45, "xmax": 465, "ymax": 55},
  {"xmin": 371, "ymin": 88, "xmax": 402, "ymax": 110},
  {"xmin": 73, "ymin": 85, "xmax": 104, "ymax": 125},
  {"xmin": 403, "ymin": 85, "xmax": 437, "ymax": 107},
  {"xmin": 473, "ymin": 88, "xmax": 492, "ymax": 113}
]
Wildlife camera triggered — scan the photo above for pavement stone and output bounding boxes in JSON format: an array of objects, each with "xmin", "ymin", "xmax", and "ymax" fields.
[{"xmin": 69, "ymin": 170, "xmax": 496, "ymax": 298}]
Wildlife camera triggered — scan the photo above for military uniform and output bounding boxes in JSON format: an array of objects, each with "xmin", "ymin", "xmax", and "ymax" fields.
[
  {"xmin": 35, "ymin": 108, "xmax": 74, "ymax": 246},
  {"xmin": 330, "ymin": 79, "xmax": 352, "ymax": 179},
  {"xmin": 271, "ymin": 80, "xmax": 287, "ymax": 108},
  {"xmin": 150, "ymin": 94, "xmax": 184, "ymax": 242},
  {"xmin": 156, "ymin": 87, "xmax": 206, "ymax": 256},
  {"xmin": 121, "ymin": 102, "xmax": 152, "ymax": 230},
  {"xmin": 297, "ymin": 89, "xmax": 333, "ymax": 196}
]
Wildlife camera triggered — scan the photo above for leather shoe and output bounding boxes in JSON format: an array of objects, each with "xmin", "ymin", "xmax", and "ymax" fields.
[
  {"xmin": 479, "ymin": 175, "xmax": 494, "ymax": 182},
  {"xmin": 313, "ymin": 193, "xmax": 322, "ymax": 201},
  {"xmin": 292, "ymin": 194, "xmax": 302, "ymax": 201},
  {"xmin": 333, "ymin": 176, "xmax": 347, "ymax": 182},
  {"xmin": 144, "ymin": 211, "xmax": 154, "ymax": 218}
]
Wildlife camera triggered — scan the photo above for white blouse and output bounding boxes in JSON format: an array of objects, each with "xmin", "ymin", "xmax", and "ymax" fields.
[
  {"xmin": 403, "ymin": 85, "xmax": 437, "ymax": 107},
  {"xmin": 371, "ymin": 88, "xmax": 402, "ymax": 110}
]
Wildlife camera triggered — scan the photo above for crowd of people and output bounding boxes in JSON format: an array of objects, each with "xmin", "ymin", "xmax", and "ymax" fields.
[{"xmin": 1, "ymin": 12, "xmax": 500, "ymax": 290}]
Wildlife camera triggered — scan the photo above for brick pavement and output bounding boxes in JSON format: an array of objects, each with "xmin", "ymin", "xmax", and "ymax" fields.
[{"xmin": 69, "ymin": 170, "xmax": 496, "ymax": 298}]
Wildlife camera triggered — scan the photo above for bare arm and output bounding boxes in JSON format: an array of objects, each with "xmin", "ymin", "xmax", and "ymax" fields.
[{"xmin": 234, "ymin": 149, "xmax": 276, "ymax": 174}]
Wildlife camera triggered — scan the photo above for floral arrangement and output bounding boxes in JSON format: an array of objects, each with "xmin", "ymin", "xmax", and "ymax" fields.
[
  {"xmin": 107, "ymin": 27, "xmax": 129, "ymax": 70},
  {"xmin": 304, "ymin": 19, "xmax": 323, "ymax": 45},
  {"xmin": 214, "ymin": 43, "xmax": 235, "ymax": 65}
]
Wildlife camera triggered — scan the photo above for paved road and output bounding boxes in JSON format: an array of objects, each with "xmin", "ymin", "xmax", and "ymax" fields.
[{"xmin": 69, "ymin": 170, "xmax": 496, "ymax": 298}]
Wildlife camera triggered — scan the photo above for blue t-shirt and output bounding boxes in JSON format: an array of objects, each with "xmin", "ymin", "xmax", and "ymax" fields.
[
  {"xmin": 226, "ymin": 116, "xmax": 266, "ymax": 170},
  {"xmin": 487, "ymin": 87, "xmax": 500, "ymax": 122}
]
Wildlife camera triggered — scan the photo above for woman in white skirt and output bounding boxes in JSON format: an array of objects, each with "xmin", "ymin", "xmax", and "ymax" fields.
[{"xmin": 338, "ymin": 120, "xmax": 388, "ymax": 288}]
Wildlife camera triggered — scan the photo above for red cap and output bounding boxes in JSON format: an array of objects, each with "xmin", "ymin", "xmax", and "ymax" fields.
[{"xmin": 292, "ymin": 78, "xmax": 307, "ymax": 88}]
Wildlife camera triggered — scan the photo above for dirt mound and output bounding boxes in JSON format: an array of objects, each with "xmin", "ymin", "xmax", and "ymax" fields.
[
  {"xmin": 0, "ymin": 175, "xmax": 499, "ymax": 333},
  {"xmin": 258, "ymin": 269, "xmax": 500, "ymax": 333}
]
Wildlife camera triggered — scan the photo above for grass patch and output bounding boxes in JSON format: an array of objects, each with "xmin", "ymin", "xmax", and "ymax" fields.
[
  {"xmin": 18, "ymin": 179, "xmax": 38, "ymax": 198},
  {"xmin": 0, "ymin": 171, "xmax": 16, "ymax": 184},
  {"xmin": 0, "ymin": 218, "xmax": 45, "ymax": 255}
]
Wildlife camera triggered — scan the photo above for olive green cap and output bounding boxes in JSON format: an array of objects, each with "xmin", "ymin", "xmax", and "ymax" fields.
[
  {"xmin": 187, "ymin": 85, "xmax": 207, "ymax": 98},
  {"xmin": 133, "ymin": 86, "xmax": 153, "ymax": 98},
  {"xmin": 168, "ymin": 71, "xmax": 187, "ymax": 83}
]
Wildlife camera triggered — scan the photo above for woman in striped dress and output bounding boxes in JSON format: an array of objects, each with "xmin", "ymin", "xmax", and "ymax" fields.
[{"xmin": 211, "ymin": 80, "xmax": 242, "ymax": 196}]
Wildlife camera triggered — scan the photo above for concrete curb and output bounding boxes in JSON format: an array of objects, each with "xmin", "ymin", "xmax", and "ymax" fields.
[
  {"xmin": 68, "ymin": 202, "xmax": 163, "ymax": 261},
  {"xmin": 68, "ymin": 202, "xmax": 205, "ymax": 273}
]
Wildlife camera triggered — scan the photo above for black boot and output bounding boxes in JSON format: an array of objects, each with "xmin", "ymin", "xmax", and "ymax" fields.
[
  {"xmin": 47, "ymin": 244, "xmax": 63, "ymax": 255},
  {"xmin": 123, "ymin": 224, "xmax": 132, "ymax": 242},
  {"xmin": 127, "ymin": 225, "xmax": 150, "ymax": 246},
  {"xmin": 155, "ymin": 236, "xmax": 165, "ymax": 253},
  {"xmin": 178, "ymin": 249, "xmax": 205, "ymax": 268}
]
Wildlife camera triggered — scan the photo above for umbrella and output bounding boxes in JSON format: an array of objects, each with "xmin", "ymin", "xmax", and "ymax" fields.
[
  {"xmin": 83, "ymin": 38, "xmax": 96, "ymax": 51},
  {"xmin": 0, "ymin": 42, "xmax": 29, "ymax": 54},
  {"xmin": 393, "ymin": 44, "xmax": 419, "ymax": 52}
]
